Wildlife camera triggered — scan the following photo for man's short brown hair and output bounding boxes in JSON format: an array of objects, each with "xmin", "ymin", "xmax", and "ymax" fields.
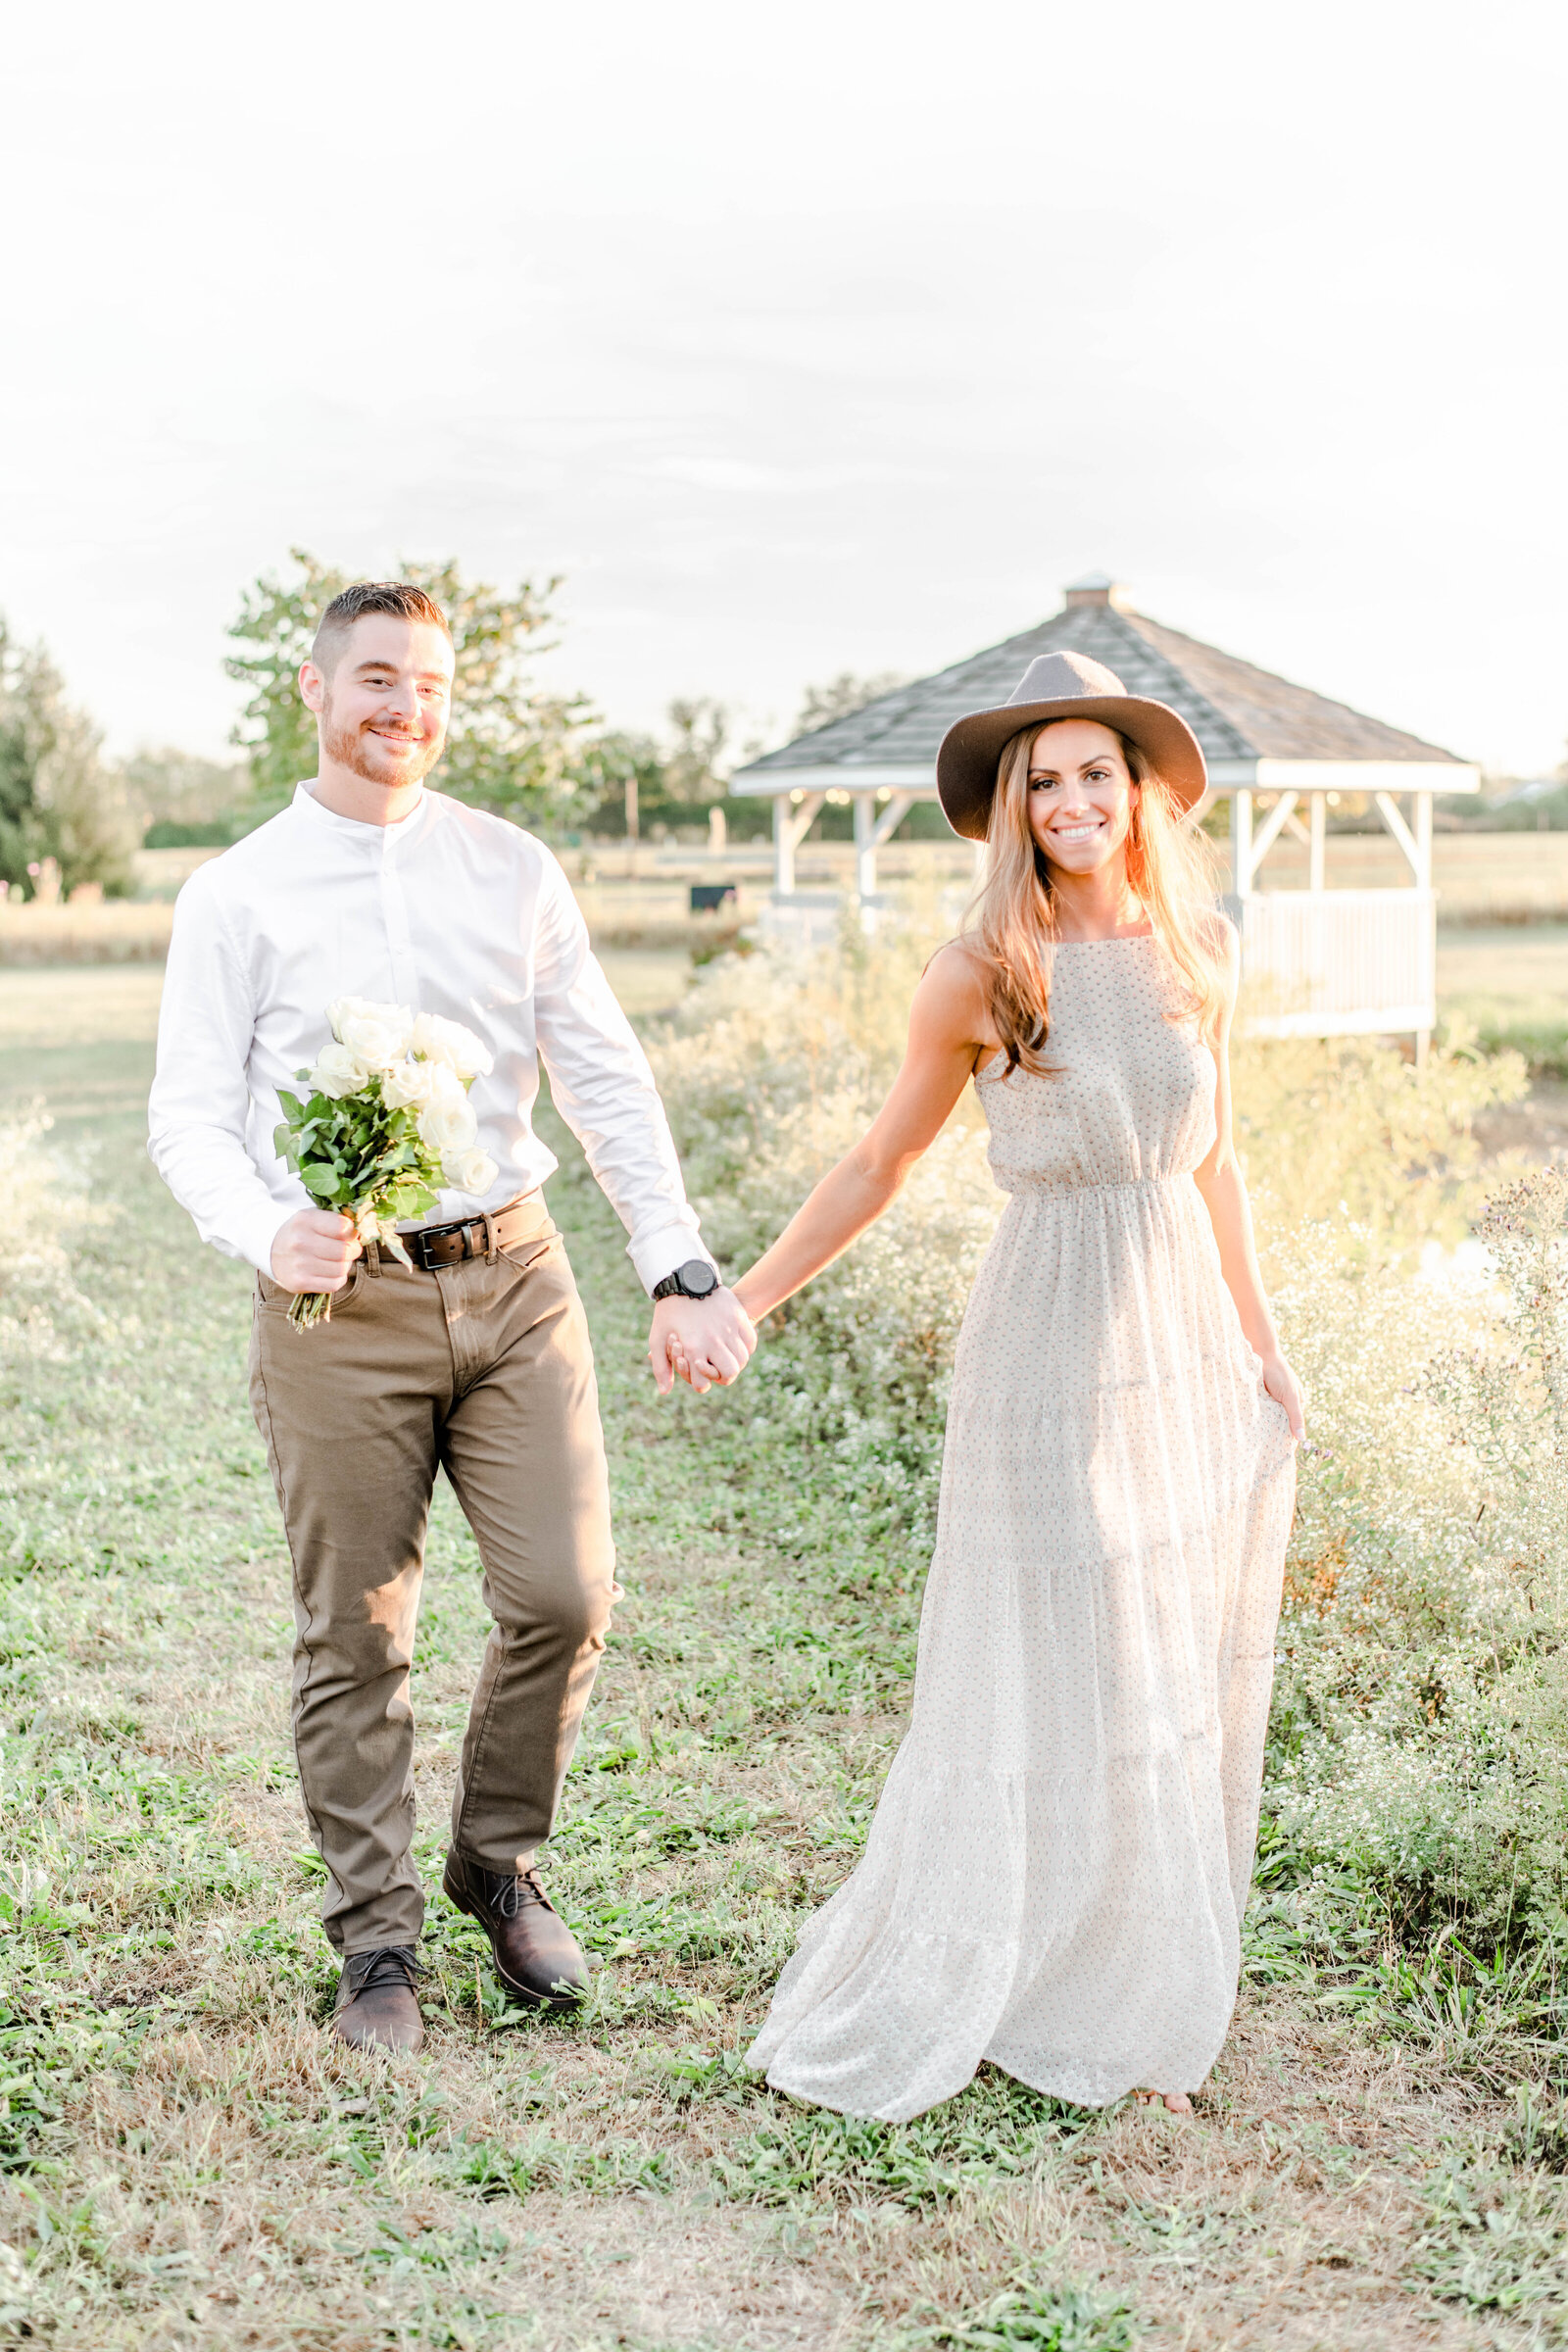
[{"xmin": 311, "ymin": 581, "xmax": 453, "ymax": 680}]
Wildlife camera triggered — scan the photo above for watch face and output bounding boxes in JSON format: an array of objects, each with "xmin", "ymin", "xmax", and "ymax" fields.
[{"xmin": 681, "ymin": 1258, "xmax": 719, "ymax": 1296}]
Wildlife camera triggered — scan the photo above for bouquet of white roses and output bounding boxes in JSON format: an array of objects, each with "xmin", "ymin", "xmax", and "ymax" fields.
[{"xmin": 273, "ymin": 996, "xmax": 498, "ymax": 1331}]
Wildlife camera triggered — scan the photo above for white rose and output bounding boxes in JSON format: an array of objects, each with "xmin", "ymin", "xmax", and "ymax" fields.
[
  {"xmin": 410, "ymin": 1010, "xmax": 493, "ymax": 1082},
  {"xmin": 310, "ymin": 1039, "xmax": 371, "ymax": 1099},
  {"xmin": 422, "ymin": 1062, "xmax": 469, "ymax": 1113},
  {"xmin": 443, "ymin": 1147, "xmax": 498, "ymax": 1195},
  {"xmin": 328, "ymin": 996, "xmax": 413, "ymax": 1069},
  {"xmin": 417, "ymin": 1098, "xmax": 479, "ymax": 1157},
  {"xmin": 380, "ymin": 1057, "xmax": 439, "ymax": 1111}
]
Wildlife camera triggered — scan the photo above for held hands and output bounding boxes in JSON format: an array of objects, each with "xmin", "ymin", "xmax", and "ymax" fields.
[
  {"xmin": 1258, "ymin": 1349, "xmax": 1306, "ymax": 1444},
  {"xmin": 648, "ymin": 1290, "xmax": 758, "ymax": 1396},
  {"xmin": 270, "ymin": 1208, "xmax": 363, "ymax": 1295}
]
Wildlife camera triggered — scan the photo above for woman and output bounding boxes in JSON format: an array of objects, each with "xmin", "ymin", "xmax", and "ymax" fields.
[{"xmin": 731, "ymin": 650, "xmax": 1302, "ymax": 2123}]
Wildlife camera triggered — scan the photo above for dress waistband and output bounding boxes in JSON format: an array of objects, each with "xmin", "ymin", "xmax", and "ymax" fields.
[{"xmin": 998, "ymin": 1170, "xmax": 1192, "ymax": 1200}]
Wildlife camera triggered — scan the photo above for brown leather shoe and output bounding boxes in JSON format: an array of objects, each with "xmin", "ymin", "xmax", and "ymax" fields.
[
  {"xmin": 442, "ymin": 1852, "xmax": 589, "ymax": 2012},
  {"xmin": 331, "ymin": 1946, "xmax": 425, "ymax": 2053}
]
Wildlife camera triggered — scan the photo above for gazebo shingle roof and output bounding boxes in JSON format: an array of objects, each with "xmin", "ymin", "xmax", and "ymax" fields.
[{"xmin": 736, "ymin": 593, "xmax": 1467, "ymax": 778}]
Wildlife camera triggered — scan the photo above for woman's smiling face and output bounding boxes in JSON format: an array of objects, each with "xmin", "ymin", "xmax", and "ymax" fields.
[{"xmin": 1025, "ymin": 718, "xmax": 1140, "ymax": 876}]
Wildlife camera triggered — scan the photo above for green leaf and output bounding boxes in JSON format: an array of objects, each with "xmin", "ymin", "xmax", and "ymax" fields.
[{"xmin": 302, "ymin": 1165, "xmax": 344, "ymax": 1200}]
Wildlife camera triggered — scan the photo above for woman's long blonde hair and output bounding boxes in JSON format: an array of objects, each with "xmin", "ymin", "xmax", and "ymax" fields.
[{"xmin": 963, "ymin": 721, "xmax": 1227, "ymax": 1075}]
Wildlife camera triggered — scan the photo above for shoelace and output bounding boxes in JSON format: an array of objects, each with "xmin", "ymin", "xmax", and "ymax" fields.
[
  {"xmin": 492, "ymin": 1868, "xmax": 550, "ymax": 1922},
  {"xmin": 345, "ymin": 1945, "xmax": 424, "ymax": 1997}
]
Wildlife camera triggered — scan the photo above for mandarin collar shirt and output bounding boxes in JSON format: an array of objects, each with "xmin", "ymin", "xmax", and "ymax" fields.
[{"xmin": 147, "ymin": 783, "xmax": 711, "ymax": 1291}]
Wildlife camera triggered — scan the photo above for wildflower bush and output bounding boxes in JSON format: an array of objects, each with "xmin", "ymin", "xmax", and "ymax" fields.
[
  {"xmin": 649, "ymin": 916, "xmax": 1568, "ymax": 1978},
  {"xmin": 0, "ymin": 1107, "xmax": 111, "ymax": 1361},
  {"xmin": 651, "ymin": 923, "xmax": 996, "ymax": 1540},
  {"xmin": 1270, "ymin": 1168, "xmax": 1568, "ymax": 1956}
]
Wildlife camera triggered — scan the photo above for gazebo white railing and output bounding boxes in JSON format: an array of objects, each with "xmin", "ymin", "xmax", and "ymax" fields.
[{"xmin": 1236, "ymin": 889, "xmax": 1437, "ymax": 1037}]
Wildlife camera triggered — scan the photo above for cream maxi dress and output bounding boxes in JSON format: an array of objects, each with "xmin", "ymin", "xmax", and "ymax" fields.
[{"xmin": 750, "ymin": 935, "xmax": 1297, "ymax": 2121}]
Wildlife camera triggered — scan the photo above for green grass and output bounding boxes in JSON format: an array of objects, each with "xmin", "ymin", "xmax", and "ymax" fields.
[
  {"xmin": 0, "ymin": 968, "xmax": 1563, "ymax": 2347},
  {"xmin": 1438, "ymin": 924, "xmax": 1568, "ymax": 1073}
]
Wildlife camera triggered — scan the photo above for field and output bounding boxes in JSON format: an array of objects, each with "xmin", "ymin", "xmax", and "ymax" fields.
[
  {"xmin": 1437, "ymin": 928, "xmax": 1568, "ymax": 1076},
  {"xmin": 0, "ymin": 940, "xmax": 1566, "ymax": 2351},
  {"xmin": 4, "ymin": 832, "xmax": 1566, "ymax": 1079}
]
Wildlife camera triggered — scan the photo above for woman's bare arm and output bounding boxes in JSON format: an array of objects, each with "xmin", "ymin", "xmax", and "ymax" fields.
[
  {"xmin": 731, "ymin": 946, "xmax": 994, "ymax": 1324},
  {"xmin": 1191, "ymin": 933, "xmax": 1305, "ymax": 1441}
]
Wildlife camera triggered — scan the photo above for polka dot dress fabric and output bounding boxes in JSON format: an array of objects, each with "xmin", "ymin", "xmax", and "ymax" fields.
[{"xmin": 749, "ymin": 937, "xmax": 1297, "ymax": 2121}]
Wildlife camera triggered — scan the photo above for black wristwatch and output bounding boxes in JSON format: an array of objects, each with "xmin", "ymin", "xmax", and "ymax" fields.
[{"xmin": 652, "ymin": 1257, "xmax": 721, "ymax": 1302}]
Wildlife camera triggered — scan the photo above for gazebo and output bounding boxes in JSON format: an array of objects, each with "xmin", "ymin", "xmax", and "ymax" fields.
[{"xmin": 730, "ymin": 576, "xmax": 1479, "ymax": 1049}]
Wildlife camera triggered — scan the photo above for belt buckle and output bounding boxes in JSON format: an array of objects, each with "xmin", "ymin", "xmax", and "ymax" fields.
[{"xmin": 415, "ymin": 1219, "xmax": 477, "ymax": 1273}]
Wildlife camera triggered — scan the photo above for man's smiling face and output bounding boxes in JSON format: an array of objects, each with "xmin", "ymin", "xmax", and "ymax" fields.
[{"xmin": 301, "ymin": 614, "xmax": 455, "ymax": 793}]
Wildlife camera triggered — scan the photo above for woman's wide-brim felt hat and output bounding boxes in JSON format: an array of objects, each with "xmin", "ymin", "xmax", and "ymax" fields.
[{"xmin": 936, "ymin": 651, "xmax": 1208, "ymax": 842}]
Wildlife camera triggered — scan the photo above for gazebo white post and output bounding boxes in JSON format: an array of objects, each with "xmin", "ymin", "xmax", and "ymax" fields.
[
  {"xmin": 1242, "ymin": 790, "xmax": 1299, "ymax": 879},
  {"xmin": 854, "ymin": 793, "xmax": 876, "ymax": 903},
  {"xmin": 1231, "ymin": 788, "xmax": 1253, "ymax": 900},
  {"xmin": 774, "ymin": 795, "xmax": 794, "ymax": 896},
  {"xmin": 771, "ymin": 791, "xmax": 825, "ymax": 898},
  {"xmin": 852, "ymin": 789, "xmax": 918, "ymax": 904},
  {"xmin": 1414, "ymin": 789, "xmax": 1434, "ymax": 1069},
  {"xmin": 1308, "ymin": 792, "xmax": 1327, "ymax": 893},
  {"xmin": 1372, "ymin": 787, "xmax": 1438, "ymax": 1069}
]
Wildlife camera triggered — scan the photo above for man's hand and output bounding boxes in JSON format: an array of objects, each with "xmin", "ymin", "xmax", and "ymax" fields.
[
  {"xmin": 648, "ymin": 1289, "xmax": 757, "ymax": 1396},
  {"xmin": 270, "ymin": 1208, "xmax": 363, "ymax": 1295}
]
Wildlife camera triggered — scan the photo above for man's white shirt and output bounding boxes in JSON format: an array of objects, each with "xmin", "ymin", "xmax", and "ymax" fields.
[{"xmin": 147, "ymin": 782, "xmax": 713, "ymax": 1293}]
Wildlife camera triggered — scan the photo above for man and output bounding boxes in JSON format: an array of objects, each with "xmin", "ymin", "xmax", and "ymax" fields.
[{"xmin": 149, "ymin": 580, "xmax": 755, "ymax": 2053}]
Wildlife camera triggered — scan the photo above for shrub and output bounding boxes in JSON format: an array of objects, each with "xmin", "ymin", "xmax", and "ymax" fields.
[
  {"xmin": 0, "ymin": 1111, "xmax": 110, "ymax": 1361},
  {"xmin": 1269, "ymin": 1165, "xmax": 1568, "ymax": 1947}
]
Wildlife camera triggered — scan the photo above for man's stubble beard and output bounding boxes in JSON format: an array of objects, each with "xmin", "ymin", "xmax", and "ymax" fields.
[{"xmin": 321, "ymin": 702, "xmax": 446, "ymax": 790}]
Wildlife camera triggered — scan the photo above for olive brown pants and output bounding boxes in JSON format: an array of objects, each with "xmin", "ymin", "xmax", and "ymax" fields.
[{"xmin": 247, "ymin": 1195, "xmax": 616, "ymax": 1953}]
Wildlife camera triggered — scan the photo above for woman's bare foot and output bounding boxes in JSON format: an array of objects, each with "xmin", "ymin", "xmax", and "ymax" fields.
[{"xmin": 1132, "ymin": 2089, "xmax": 1194, "ymax": 2115}]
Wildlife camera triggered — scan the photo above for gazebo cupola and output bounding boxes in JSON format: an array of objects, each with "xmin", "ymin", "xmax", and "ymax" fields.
[{"xmin": 729, "ymin": 575, "xmax": 1479, "ymax": 1049}]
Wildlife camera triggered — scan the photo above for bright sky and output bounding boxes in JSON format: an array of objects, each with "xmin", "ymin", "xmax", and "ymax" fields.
[{"xmin": 7, "ymin": 1, "xmax": 1566, "ymax": 775}]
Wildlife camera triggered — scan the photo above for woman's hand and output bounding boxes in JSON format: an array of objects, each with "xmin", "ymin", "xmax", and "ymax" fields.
[
  {"xmin": 1258, "ymin": 1350, "xmax": 1305, "ymax": 1443},
  {"xmin": 648, "ymin": 1291, "xmax": 757, "ymax": 1396}
]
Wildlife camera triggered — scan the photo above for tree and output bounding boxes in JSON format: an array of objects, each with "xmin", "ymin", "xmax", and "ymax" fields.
[
  {"xmin": 663, "ymin": 698, "xmax": 736, "ymax": 803},
  {"xmin": 0, "ymin": 618, "xmax": 134, "ymax": 897},
  {"xmin": 796, "ymin": 670, "xmax": 908, "ymax": 736},
  {"xmin": 564, "ymin": 702, "xmax": 775, "ymax": 839},
  {"xmin": 125, "ymin": 748, "xmax": 251, "ymax": 845},
  {"xmin": 224, "ymin": 550, "xmax": 592, "ymax": 824},
  {"xmin": 0, "ymin": 717, "xmax": 50, "ymax": 893},
  {"xmin": 565, "ymin": 730, "xmax": 666, "ymax": 841}
]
